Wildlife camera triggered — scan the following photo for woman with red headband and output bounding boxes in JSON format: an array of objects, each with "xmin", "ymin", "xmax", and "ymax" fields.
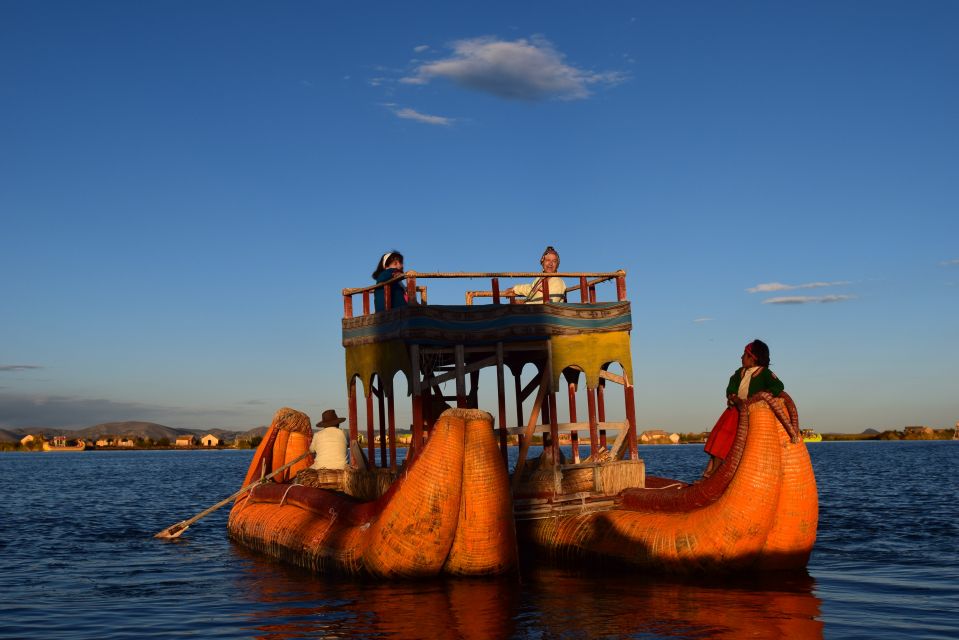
[{"xmin": 702, "ymin": 339, "xmax": 785, "ymax": 478}]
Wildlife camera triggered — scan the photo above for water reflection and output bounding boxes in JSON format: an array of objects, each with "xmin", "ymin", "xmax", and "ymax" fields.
[
  {"xmin": 524, "ymin": 567, "xmax": 823, "ymax": 639},
  {"xmin": 235, "ymin": 547, "xmax": 520, "ymax": 639},
  {"xmin": 234, "ymin": 546, "xmax": 821, "ymax": 639}
]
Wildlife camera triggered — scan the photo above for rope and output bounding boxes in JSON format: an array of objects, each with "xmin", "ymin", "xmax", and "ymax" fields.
[{"xmin": 278, "ymin": 483, "xmax": 300, "ymax": 506}]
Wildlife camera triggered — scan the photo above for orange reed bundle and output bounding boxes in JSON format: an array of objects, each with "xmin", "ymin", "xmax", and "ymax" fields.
[
  {"xmin": 519, "ymin": 398, "xmax": 818, "ymax": 572},
  {"xmin": 228, "ymin": 407, "xmax": 517, "ymax": 577}
]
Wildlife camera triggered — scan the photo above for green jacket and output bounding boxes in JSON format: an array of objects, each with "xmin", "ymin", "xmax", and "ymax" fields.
[{"xmin": 726, "ymin": 367, "xmax": 784, "ymax": 398}]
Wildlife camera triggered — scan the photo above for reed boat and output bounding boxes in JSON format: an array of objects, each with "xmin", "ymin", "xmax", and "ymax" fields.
[
  {"xmin": 230, "ymin": 265, "xmax": 817, "ymax": 576},
  {"xmin": 513, "ymin": 392, "xmax": 817, "ymax": 572},
  {"xmin": 802, "ymin": 429, "xmax": 823, "ymax": 443},
  {"xmin": 42, "ymin": 438, "xmax": 86, "ymax": 451},
  {"xmin": 227, "ymin": 406, "xmax": 516, "ymax": 578}
]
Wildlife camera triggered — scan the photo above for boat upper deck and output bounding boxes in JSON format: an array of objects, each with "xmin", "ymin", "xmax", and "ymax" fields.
[{"xmin": 341, "ymin": 270, "xmax": 631, "ymax": 348}]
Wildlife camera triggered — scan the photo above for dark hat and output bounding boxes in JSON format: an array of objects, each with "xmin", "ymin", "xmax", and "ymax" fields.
[{"xmin": 316, "ymin": 409, "xmax": 346, "ymax": 428}]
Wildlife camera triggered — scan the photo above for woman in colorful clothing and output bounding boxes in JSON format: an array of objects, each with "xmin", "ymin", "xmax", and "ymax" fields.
[
  {"xmin": 372, "ymin": 251, "xmax": 408, "ymax": 312},
  {"xmin": 702, "ymin": 339, "xmax": 784, "ymax": 478}
]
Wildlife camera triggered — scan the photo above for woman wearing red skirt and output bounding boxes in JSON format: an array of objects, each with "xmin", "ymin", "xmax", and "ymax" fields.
[{"xmin": 703, "ymin": 339, "xmax": 785, "ymax": 478}]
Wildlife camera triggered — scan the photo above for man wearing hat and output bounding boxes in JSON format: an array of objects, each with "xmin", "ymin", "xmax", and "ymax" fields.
[{"xmin": 310, "ymin": 409, "xmax": 348, "ymax": 470}]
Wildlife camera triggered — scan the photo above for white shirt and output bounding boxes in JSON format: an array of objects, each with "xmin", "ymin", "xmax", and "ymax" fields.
[
  {"xmin": 309, "ymin": 427, "xmax": 347, "ymax": 470},
  {"xmin": 513, "ymin": 276, "xmax": 568, "ymax": 303}
]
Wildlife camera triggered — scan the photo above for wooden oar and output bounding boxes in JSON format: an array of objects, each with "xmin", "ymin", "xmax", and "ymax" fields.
[{"xmin": 154, "ymin": 450, "xmax": 311, "ymax": 539}]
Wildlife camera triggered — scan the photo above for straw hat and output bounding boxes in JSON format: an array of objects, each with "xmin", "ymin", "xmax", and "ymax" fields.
[{"xmin": 316, "ymin": 409, "xmax": 346, "ymax": 428}]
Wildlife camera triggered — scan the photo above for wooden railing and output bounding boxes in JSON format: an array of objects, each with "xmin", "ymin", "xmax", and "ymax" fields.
[{"xmin": 342, "ymin": 270, "xmax": 627, "ymax": 318}]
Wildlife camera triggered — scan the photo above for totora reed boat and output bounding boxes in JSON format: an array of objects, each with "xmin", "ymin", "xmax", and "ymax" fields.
[
  {"xmin": 227, "ymin": 266, "xmax": 817, "ymax": 575},
  {"xmin": 42, "ymin": 437, "xmax": 86, "ymax": 451}
]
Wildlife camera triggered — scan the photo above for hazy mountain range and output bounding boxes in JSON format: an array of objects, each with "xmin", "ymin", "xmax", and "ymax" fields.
[{"xmin": 0, "ymin": 421, "xmax": 268, "ymax": 443}]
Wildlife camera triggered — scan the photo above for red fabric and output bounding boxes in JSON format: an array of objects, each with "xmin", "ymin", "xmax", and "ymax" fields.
[{"xmin": 704, "ymin": 406, "xmax": 739, "ymax": 460}]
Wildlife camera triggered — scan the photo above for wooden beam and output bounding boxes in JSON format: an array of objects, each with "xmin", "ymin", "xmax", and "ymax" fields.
[
  {"xmin": 599, "ymin": 370, "xmax": 626, "ymax": 386},
  {"xmin": 511, "ymin": 367, "xmax": 551, "ymax": 490},
  {"xmin": 518, "ymin": 373, "xmax": 541, "ymax": 402},
  {"xmin": 423, "ymin": 354, "xmax": 498, "ymax": 387}
]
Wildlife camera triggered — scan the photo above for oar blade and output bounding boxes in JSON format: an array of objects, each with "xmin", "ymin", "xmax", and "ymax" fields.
[{"xmin": 154, "ymin": 522, "xmax": 189, "ymax": 539}]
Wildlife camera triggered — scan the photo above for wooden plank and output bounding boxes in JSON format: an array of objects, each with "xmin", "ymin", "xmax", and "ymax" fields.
[
  {"xmin": 518, "ymin": 374, "xmax": 541, "ymax": 402},
  {"xmin": 514, "ymin": 500, "xmax": 618, "ymax": 520},
  {"xmin": 423, "ymin": 354, "xmax": 498, "ymax": 387},
  {"xmin": 510, "ymin": 367, "xmax": 550, "ymax": 490},
  {"xmin": 610, "ymin": 419, "xmax": 631, "ymax": 460},
  {"xmin": 599, "ymin": 370, "xmax": 626, "ymax": 386}
]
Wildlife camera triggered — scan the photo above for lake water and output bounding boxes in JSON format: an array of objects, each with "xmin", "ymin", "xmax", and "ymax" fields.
[{"xmin": 1, "ymin": 441, "xmax": 957, "ymax": 639}]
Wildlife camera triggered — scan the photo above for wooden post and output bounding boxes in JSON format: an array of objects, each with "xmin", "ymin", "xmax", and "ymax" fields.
[
  {"xmin": 468, "ymin": 370, "xmax": 480, "ymax": 408},
  {"xmin": 343, "ymin": 295, "xmax": 353, "ymax": 319},
  {"xmin": 586, "ymin": 386, "xmax": 599, "ymax": 459},
  {"xmin": 362, "ymin": 291, "xmax": 370, "ymax": 316},
  {"xmin": 542, "ymin": 277, "xmax": 550, "ymax": 303},
  {"xmin": 598, "ymin": 381, "xmax": 607, "ymax": 449},
  {"xmin": 589, "ymin": 285, "xmax": 597, "ymax": 303},
  {"xmin": 366, "ymin": 389, "xmax": 375, "ymax": 468},
  {"xmin": 548, "ymin": 391, "xmax": 559, "ymax": 462},
  {"xmin": 568, "ymin": 380, "xmax": 580, "ymax": 464},
  {"xmin": 492, "ymin": 277, "xmax": 500, "ymax": 305},
  {"xmin": 387, "ymin": 384, "xmax": 397, "ymax": 471},
  {"xmin": 348, "ymin": 379, "xmax": 359, "ymax": 468},
  {"xmin": 624, "ymin": 378, "xmax": 638, "ymax": 460},
  {"xmin": 514, "ymin": 370, "xmax": 525, "ymax": 453},
  {"xmin": 410, "ymin": 345, "xmax": 422, "ymax": 457},
  {"xmin": 406, "ymin": 273, "xmax": 416, "ymax": 305},
  {"xmin": 455, "ymin": 344, "xmax": 467, "ymax": 408},
  {"xmin": 377, "ymin": 381, "xmax": 387, "ymax": 468},
  {"xmin": 384, "ymin": 282, "xmax": 391, "ymax": 310},
  {"xmin": 616, "ymin": 272, "xmax": 627, "ymax": 301},
  {"xmin": 496, "ymin": 342, "xmax": 508, "ymax": 466},
  {"xmin": 579, "ymin": 276, "xmax": 588, "ymax": 303}
]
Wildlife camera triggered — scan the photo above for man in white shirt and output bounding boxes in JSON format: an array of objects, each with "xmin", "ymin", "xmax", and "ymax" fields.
[
  {"xmin": 310, "ymin": 409, "xmax": 348, "ymax": 470},
  {"xmin": 505, "ymin": 246, "xmax": 568, "ymax": 303}
]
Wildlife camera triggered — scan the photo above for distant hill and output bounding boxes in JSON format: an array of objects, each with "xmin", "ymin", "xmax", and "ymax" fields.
[
  {"xmin": 862, "ymin": 428, "xmax": 880, "ymax": 435},
  {"xmin": 74, "ymin": 421, "xmax": 184, "ymax": 441},
  {"xmin": 0, "ymin": 428, "xmax": 22, "ymax": 443},
  {"xmin": 237, "ymin": 426, "xmax": 269, "ymax": 440}
]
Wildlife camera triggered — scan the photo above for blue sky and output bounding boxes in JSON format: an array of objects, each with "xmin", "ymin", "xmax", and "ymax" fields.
[{"xmin": 2, "ymin": 1, "xmax": 956, "ymax": 433}]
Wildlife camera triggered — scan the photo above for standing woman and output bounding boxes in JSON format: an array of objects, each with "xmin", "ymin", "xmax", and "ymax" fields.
[
  {"xmin": 372, "ymin": 251, "xmax": 408, "ymax": 312},
  {"xmin": 702, "ymin": 339, "xmax": 785, "ymax": 478}
]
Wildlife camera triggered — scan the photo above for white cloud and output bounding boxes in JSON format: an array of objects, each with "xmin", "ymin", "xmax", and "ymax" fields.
[
  {"xmin": 939, "ymin": 259, "xmax": 959, "ymax": 266},
  {"xmin": 394, "ymin": 107, "xmax": 454, "ymax": 126},
  {"xmin": 747, "ymin": 281, "xmax": 851, "ymax": 293},
  {"xmin": 693, "ymin": 317, "xmax": 713, "ymax": 323},
  {"xmin": 762, "ymin": 295, "xmax": 856, "ymax": 305},
  {"xmin": 414, "ymin": 44, "xmax": 430, "ymax": 53},
  {"xmin": 401, "ymin": 35, "xmax": 626, "ymax": 101}
]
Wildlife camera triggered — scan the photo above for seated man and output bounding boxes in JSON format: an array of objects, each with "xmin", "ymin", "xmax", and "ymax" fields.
[
  {"xmin": 310, "ymin": 409, "xmax": 348, "ymax": 470},
  {"xmin": 505, "ymin": 245, "xmax": 567, "ymax": 303}
]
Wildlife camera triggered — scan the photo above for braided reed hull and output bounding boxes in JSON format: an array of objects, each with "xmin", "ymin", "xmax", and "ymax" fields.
[
  {"xmin": 228, "ymin": 408, "xmax": 516, "ymax": 578},
  {"xmin": 517, "ymin": 402, "xmax": 818, "ymax": 572}
]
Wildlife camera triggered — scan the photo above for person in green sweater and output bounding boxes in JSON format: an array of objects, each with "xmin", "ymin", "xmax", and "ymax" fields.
[{"xmin": 702, "ymin": 339, "xmax": 784, "ymax": 478}]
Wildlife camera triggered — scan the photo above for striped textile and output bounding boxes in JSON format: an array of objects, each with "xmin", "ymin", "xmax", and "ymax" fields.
[{"xmin": 342, "ymin": 302, "xmax": 632, "ymax": 347}]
